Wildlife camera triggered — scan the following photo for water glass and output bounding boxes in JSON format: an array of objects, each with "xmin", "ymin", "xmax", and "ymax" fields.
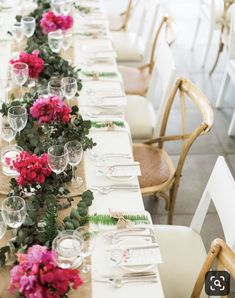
[
  {"xmin": 52, "ymin": 230, "xmax": 84, "ymax": 269},
  {"xmin": 48, "ymin": 145, "xmax": 68, "ymax": 175},
  {"xmin": 61, "ymin": 77, "xmax": 77, "ymax": 102},
  {"xmin": 48, "ymin": 78, "xmax": 62, "ymax": 97},
  {"xmin": 21, "ymin": 16, "xmax": 36, "ymax": 38},
  {"xmin": 11, "ymin": 62, "xmax": 28, "ymax": 97},
  {"xmin": 1, "ymin": 118, "xmax": 16, "ymax": 144},
  {"xmin": 48, "ymin": 30, "xmax": 63, "ymax": 53},
  {"xmin": 1, "ymin": 145, "xmax": 23, "ymax": 176},
  {"xmin": 0, "ymin": 211, "xmax": 6, "ymax": 239},
  {"xmin": 2, "ymin": 196, "xmax": 26, "ymax": 228},
  {"xmin": 8, "ymin": 105, "xmax": 28, "ymax": 135},
  {"xmin": 74, "ymin": 226, "xmax": 96, "ymax": 278},
  {"xmin": 12, "ymin": 22, "xmax": 24, "ymax": 52},
  {"xmin": 65, "ymin": 141, "xmax": 83, "ymax": 187}
]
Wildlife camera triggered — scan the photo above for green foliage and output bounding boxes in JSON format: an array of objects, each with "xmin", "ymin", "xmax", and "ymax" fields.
[
  {"xmin": 63, "ymin": 190, "xmax": 94, "ymax": 230},
  {"xmin": 43, "ymin": 205, "xmax": 58, "ymax": 247},
  {"xmin": 89, "ymin": 214, "xmax": 150, "ymax": 226}
]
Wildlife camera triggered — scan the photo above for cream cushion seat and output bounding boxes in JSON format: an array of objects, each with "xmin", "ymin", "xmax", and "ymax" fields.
[
  {"xmin": 118, "ymin": 65, "xmax": 151, "ymax": 95},
  {"xmin": 111, "ymin": 31, "xmax": 144, "ymax": 62},
  {"xmin": 124, "ymin": 95, "xmax": 155, "ymax": 139},
  {"xmin": 108, "ymin": 14, "xmax": 124, "ymax": 31},
  {"xmin": 154, "ymin": 225, "xmax": 208, "ymax": 298}
]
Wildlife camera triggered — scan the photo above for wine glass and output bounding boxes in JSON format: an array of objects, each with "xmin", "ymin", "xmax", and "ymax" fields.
[
  {"xmin": 48, "ymin": 30, "xmax": 63, "ymax": 54},
  {"xmin": 65, "ymin": 141, "xmax": 83, "ymax": 187},
  {"xmin": 61, "ymin": 77, "xmax": 77, "ymax": 103},
  {"xmin": 51, "ymin": 0, "xmax": 65, "ymax": 14},
  {"xmin": 11, "ymin": 22, "xmax": 24, "ymax": 53},
  {"xmin": 61, "ymin": 0, "xmax": 73, "ymax": 15},
  {"xmin": 62, "ymin": 32, "xmax": 73, "ymax": 62},
  {"xmin": 2, "ymin": 196, "xmax": 26, "ymax": 228},
  {"xmin": 48, "ymin": 78, "xmax": 62, "ymax": 97},
  {"xmin": 11, "ymin": 62, "xmax": 28, "ymax": 98},
  {"xmin": 52, "ymin": 230, "xmax": 84, "ymax": 269},
  {"xmin": 8, "ymin": 105, "xmax": 28, "ymax": 136},
  {"xmin": 0, "ymin": 211, "xmax": 6, "ymax": 239},
  {"xmin": 74, "ymin": 226, "xmax": 96, "ymax": 280},
  {"xmin": 21, "ymin": 16, "xmax": 36, "ymax": 38},
  {"xmin": 47, "ymin": 145, "xmax": 68, "ymax": 175},
  {"xmin": 1, "ymin": 118, "xmax": 16, "ymax": 144}
]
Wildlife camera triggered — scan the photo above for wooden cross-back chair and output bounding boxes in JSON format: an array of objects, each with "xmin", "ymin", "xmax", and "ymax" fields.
[
  {"xmin": 109, "ymin": 0, "xmax": 138, "ymax": 32},
  {"xmin": 119, "ymin": 15, "xmax": 174, "ymax": 96},
  {"xmin": 192, "ymin": 238, "xmax": 235, "ymax": 298},
  {"xmin": 133, "ymin": 78, "xmax": 214, "ymax": 224}
]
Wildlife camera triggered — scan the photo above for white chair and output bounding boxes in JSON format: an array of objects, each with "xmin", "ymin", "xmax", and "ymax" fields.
[
  {"xmin": 154, "ymin": 156, "xmax": 235, "ymax": 298},
  {"xmin": 124, "ymin": 41, "xmax": 176, "ymax": 140},
  {"xmin": 191, "ymin": 0, "xmax": 224, "ymax": 70},
  {"xmin": 111, "ymin": 0, "xmax": 160, "ymax": 65},
  {"xmin": 216, "ymin": 4, "xmax": 235, "ymax": 135}
]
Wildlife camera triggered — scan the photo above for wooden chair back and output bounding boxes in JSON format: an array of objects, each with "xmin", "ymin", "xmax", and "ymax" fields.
[
  {"xmin": 190, "ymin": 156, "xmax": 235, "ymax": 250},
  {"xmin": 191, "ymin": 238, "xmax": 235, "ymax": 298}
]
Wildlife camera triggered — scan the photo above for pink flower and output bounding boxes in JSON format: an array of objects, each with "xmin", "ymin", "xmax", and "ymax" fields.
[
  {"xmin": 9, "ymin": 245, "xmax": 83, "ymax": 298},
  {"xmin": 10, "ymin": 50, "xmax": 44, "ymax": 79},
  {"xmin": 30, "ymin": 95, "xmax": 72, "ymax": 124},
  {"xmin": 40, "ymin": 11, "xmax": 73, "ymax": 33},
  {"xmin": 12, "ymin": 152, "xmax": 52, "ymax": 186}
]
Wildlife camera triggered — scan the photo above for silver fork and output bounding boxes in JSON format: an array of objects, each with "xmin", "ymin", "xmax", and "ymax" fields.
[{"xmin": 90, "ymin": 185, "xmax": 139, "ymax": 194}]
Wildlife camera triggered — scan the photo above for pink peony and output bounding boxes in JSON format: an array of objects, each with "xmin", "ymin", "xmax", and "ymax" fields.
[
  {"xmin": 30, "ymin": 95, "xmax": 72, "ymax": 124},
  {"xmin": 40, "ymin": 10, "xmax": 73, "ymax": 34},
  {"xmin": 10, "ymin": 50, "xmax": 44, "ymax": 79}
]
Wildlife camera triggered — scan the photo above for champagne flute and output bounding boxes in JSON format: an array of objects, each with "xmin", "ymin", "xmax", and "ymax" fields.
[
  {"xmin": 11, "ymin": 22, "xmax": 24, "ymax": 53},
  {"xmin": 2, "ymin": 196, "xmax": 26, "ymax": 228},
  {"xmin": 48, "ymin": 78, "xmax": 62, "ymax": 97},
  {"xmin": 48, "ymin": 30, "xmax": 63, "ymax": 54},
  {"xmin": 47, "ymin": 145, "xmax": 68, "ymax": 175},
  {"xmin": 8, "ymin": 105, "xmax": 28, "ymax": 136},
  {"xmin": 21, "ymin": 16, "xmax": 36, "ymax": 38},
  {"xmin": 11, "ymin": 62, "xmax": 28, "ymax": 98},
  {"xmin": 65, "ymin": 141, "xmax": 83, "ymax": 187},
  {"xmin": 61, "ymin": 77, "xmax": 77, "ymax": 103}
]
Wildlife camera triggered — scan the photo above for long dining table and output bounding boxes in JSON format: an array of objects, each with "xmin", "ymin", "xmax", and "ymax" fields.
[{"xmin": 0, "ymin": 0, "xmax": 165, "ymax": 297}]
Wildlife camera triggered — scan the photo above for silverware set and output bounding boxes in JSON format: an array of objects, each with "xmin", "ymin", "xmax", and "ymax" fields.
[{"xmin": 90, "ymin": 184, "xmax": 139, "ymax": 194}]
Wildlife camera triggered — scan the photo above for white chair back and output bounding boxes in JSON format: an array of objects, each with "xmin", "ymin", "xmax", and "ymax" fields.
[
  {"xmin": 147, "ymin": 41, "xmax": 176, "ymax": 137},
  {"xmin": 190, "ymin": 156, "xmax": 235, "ymax": 250},
  {"xmin": 227, "ymin": 4, "xmax": 235, "ymax": 59}
]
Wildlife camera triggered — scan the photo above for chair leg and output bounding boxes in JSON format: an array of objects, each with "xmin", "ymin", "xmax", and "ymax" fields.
[
  {"xmin": 191, "ymin": 16, "xmax": 201, "ymax": 50},
  {"xmin": 216, "ymin": 70, "xmax": 230, "ymax": 108},
  {"xmin": 209, "ymin": 42, "xmax": 224, "ymax": 76},
  {"xmin": 167, "ymin": 184, "xmax": 180, "ymax": 225},
  {"xmin": 202, "ymin": 23, "xmax": 214, "ymax": 68},
  {"xmin": 228, "ymin": 110, "xmax": 235, "ymax": 136}
]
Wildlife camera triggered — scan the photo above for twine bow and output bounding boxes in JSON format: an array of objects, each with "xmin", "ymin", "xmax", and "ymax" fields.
[{"xmin": 109, "ymin": 209, "xmax": 133, "ymax": 229}]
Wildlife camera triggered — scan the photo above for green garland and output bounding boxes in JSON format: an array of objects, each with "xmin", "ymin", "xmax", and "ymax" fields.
[
  {"xmin": 0, "ymin": 0, "xmax": 97, "ymax": 267},
  {"xmin": 89, "ymin": 214, "xmax": 150, "ymax": 226}
]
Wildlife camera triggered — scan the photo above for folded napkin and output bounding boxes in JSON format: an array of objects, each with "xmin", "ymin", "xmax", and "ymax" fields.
[{"xmin": 81, "ymin": 70, "xmax": 117, "ymax": 79}]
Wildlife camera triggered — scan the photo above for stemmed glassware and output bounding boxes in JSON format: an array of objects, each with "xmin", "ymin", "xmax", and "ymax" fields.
[
  {"xmin": 47, "ymin": 145, "xmax": 68, "ymax": 175},
  {"xmin": 61, "ymin": 0, "xmax": 73, "ymax": 15},
  {"xmin": 61, "ymin": 77, "xmax": 77, "ymax": 103},
  {"xmin": 62, "ymin": 32, "xmax": 73, "ymax": 62},
  {"xmin": 8, "ymin": 105, "xmax": 28, "ymax": 136},
  {"xmin": 52, "ymin": 230, "xmax": 84, "ymax": 269},
  {"xmin": 11, "ymin": 62, "xmax": 28, "ymax": 98},
  {"xmin": 1, "ymin": 118, "xmax": 16, "ymax": 144},
  {"xmin": 2, "ymin": 196, "xmax": 26, "ymax": 228},
  {"xmin": 11, "ymin": 22, "xmax": 24, "ymax": 53},
  {"xmin": 65, "ymin": 141, "xmax": 83, "ymax": 187},
  {"xmin": 21, "ymin": 16, "xmax": 36, "ymax": 39},
  {"xmin": 51, "ymin": 0, "xmax": 65, "ymax": 14},
  {"xmin": 0, "ymin": 211, "xmax": 6, "ymax": 239},
  {"xmin": 48, "ymin": 78, "xmax": 62, "ymax": 97},
  {"xmin": 74, "ymin": 226, "xmax": 96, "ymax": 280},
  {"xmin": 48, "ymin": 30, "xmax": 63, "ymax": 54}
]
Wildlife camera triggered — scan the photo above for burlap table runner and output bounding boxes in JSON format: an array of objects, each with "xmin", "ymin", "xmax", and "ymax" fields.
[{"xmin": 0, "ymin": 34, "xmax": 92, "ymax": 297}]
